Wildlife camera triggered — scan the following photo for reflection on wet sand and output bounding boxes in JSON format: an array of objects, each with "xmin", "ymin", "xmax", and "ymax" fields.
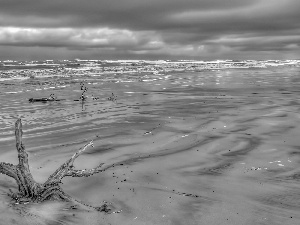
[{"xmin": 0, "ymin": 67, "xmax": 300, "ymax": 224}]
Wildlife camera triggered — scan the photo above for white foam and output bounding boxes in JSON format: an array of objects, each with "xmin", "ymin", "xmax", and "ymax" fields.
[{"xmin": 5, "ymin": 91, "xmax": 18, "ymax": 94}]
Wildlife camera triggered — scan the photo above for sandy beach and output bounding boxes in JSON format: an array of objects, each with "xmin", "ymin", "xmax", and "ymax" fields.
[{"xmin": 0, "ymin": 66, "xmax": 300, "ymax": 224}]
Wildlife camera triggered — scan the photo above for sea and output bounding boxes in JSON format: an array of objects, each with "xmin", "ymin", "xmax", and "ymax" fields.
[{"xmin": 0, "ymin": 61, "xmax": 300, "ymax": 225}]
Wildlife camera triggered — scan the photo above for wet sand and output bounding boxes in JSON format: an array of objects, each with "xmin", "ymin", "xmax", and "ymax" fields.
[{"xmin": 0, "ymin": 67, "xmax": 300, "ymax": 224}]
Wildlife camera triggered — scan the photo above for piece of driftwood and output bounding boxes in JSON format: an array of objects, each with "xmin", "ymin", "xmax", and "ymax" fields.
[
  {"xmin": 0, "ymin": 119, "xmax": 111, "ymax": 212},
  {"xmin": 29, "ymin": 94, "xmax": 60, "ymax": 103},
  {"xmin": 29, "ymin": 98, "xmax": 61, "ymax": 103},
  {"xmin": 107, "ymin": 93, "xmax": 117, "ymax": 102}
]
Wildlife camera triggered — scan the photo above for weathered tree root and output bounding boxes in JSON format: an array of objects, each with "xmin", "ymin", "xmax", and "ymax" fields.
[{"xmin": 0, "ymin": 119, "xmax": 111, "ymax": 213}]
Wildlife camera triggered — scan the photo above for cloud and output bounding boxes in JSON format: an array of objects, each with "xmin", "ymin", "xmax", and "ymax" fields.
[
  {"xmin": 0, "ymin": 27, "xmax": 160, "ymax": 49},
  {"xmin": 0, "ymin": 0, "xmax": 299, "ymax": 59},
  {"xmin": 0, "ymin": 0, "xmax": 254, "ymax": 28},
  {"xmin": 204, "ymin": 33, "xmax": 300, "ymax": 52}
]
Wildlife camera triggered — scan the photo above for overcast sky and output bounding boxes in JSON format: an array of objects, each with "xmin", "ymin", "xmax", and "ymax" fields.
[{"xmin": 0, "ymin": 0, "xmax": 299, "ymax": 60}]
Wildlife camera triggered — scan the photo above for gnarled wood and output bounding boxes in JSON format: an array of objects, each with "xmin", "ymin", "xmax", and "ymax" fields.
[{"xmin": 0, "ymin": 119, "xmax": 111, "ymax": 212}]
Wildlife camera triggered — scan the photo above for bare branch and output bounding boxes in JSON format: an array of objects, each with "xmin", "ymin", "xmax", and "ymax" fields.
[
  {"xmin": 69, "ymin": 140, "xmax": 94, "ymax": 167},
  {"xmin": 44, "ymin": 141, "xmax": 95, "ymax": 184},
  {"xmin": 66, "ymin": 163, "xmax": 105, "ymax": 177},
  {"xmin": 15, "ymin": 119, "xmax": 23, "ymax": 152},
  {"xmin": 15, "ymin": 119, "xmax": 30, "ymax": 171},
  {"xmin": 0, "ymin": 162, "xmax": 17, "ymax": 180}
]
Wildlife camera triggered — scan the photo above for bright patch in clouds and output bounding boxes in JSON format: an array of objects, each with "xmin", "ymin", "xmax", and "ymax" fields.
[{"xmin": 0, "ymin": 27, "xmax": 158, "ymax": 49}]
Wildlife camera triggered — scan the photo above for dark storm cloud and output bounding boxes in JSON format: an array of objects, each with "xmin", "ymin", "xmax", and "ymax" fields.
[
  {"xmin": 0, "ymin": 0, "xmax": 255, "ymax": 29},
  {"xmin": 0, "ymin": 0, "xmax": 299, "ymax": 59}
]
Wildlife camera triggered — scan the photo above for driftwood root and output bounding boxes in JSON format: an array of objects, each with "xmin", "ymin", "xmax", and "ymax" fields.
[{"xmin": 0, "ymin": 119, "xmax": 109, "ymax": 212}]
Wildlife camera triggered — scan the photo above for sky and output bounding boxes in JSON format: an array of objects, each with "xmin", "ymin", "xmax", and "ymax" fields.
[{"xmin": 0, "ymin": 0, "xmax": 299, "ymax": 60}]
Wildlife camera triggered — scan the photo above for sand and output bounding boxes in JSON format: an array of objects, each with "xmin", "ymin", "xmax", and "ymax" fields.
[{"xmin": 0, "ymin": 67, "xmax": 300, "ymax": 224}]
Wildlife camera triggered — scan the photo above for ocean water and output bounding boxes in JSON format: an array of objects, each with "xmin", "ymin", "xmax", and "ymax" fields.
[{"xmin": 0, "ymin": 66, "xmax": 300, "ymax": 225}]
